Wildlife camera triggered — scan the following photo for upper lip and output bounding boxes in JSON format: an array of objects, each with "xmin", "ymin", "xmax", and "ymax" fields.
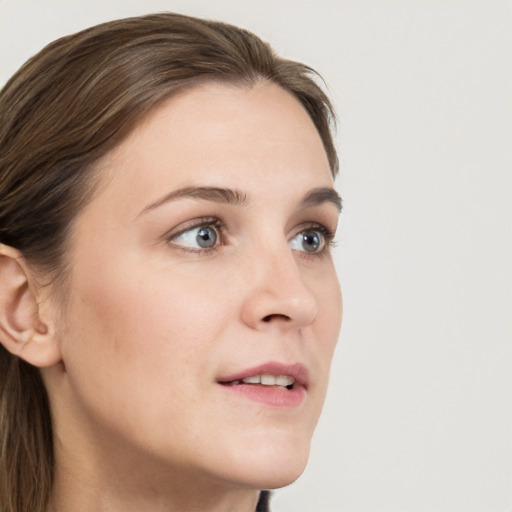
[{"xmin": 217, "ymin": 362, "xmax": 309, "ymax": 389}]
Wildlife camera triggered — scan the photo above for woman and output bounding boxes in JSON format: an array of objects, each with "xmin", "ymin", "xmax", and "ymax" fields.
[{"xmin": 0, "ymin": 12, "xmax": 342, "ymax": 512}]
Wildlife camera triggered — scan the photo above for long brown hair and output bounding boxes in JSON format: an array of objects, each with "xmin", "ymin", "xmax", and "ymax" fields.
[{"xmin": 0, "ymin": 12, "xmax": 338, "ymax": 512}]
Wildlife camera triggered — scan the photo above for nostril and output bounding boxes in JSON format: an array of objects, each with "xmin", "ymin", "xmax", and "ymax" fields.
[{"xmin": 262, "ymin": 314, "xmax": 291, "ymax": 323}]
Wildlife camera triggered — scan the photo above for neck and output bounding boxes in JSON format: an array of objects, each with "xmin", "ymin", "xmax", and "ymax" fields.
[
  {"xmin": 48, "ymin": 461, "xmax": 260, "ymax": 512},
  {"xmin": 47, "ymin": 424, "xmax": 260, "ymax": 512},
  {"xmin": 44, "ymin": 374, "xmax": 263, "ymax": 512}
]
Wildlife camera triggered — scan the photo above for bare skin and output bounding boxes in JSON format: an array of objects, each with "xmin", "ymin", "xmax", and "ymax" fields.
[{"xmin": 0, "ymin": 81, "xmax": 342, "ymax": 512}]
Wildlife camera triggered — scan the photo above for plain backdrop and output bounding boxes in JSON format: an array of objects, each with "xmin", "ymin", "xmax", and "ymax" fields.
[{"xmin": 1, "ymin": 1, "xmax": 510, "ymax": 511}]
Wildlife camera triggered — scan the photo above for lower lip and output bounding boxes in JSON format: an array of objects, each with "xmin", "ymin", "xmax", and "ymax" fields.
[{"xmin": 219, "ymin": 383, "xmax": 306, "ymax": 408}]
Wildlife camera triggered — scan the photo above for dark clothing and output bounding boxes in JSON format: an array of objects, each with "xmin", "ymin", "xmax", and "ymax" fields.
[{"xmin": 256, "ymin": 490, "xmax": 270, "ymax": 511}]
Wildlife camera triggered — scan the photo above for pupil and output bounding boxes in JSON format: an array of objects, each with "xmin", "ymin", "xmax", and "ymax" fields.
[
  {"xmin": 196, "ymin": 227, "xmax": 217, "ymax": 248},
  {"xmin": 302, "ymin": 231, "xmax": 321, "ymax": 252}
]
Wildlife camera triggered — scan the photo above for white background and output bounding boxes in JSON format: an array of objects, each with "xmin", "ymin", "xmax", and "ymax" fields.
[{"xmin": 1, "ymin": 1, "xmax": 510, "ymax": 511}]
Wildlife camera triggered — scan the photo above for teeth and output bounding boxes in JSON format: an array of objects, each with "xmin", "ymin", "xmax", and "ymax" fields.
[
  {"xmin": 241, "ymin": 375, "xmax": 295, "ymax": 387},
  {"xmin": 275, "ymin": 375, "xmax": 295, "ymax": 387},
  {"xmin": 242, "ymin": 375, "xmax": 261, "ymax": 384},
  {"xmin": 261, "ymin": 375, "xmax": 275, "ymax": 385}
]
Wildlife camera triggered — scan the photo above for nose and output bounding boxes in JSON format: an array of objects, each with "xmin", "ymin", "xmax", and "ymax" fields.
[{"xmin": 240, "ymin": 248, "xmax": 319, "ymax": 331}]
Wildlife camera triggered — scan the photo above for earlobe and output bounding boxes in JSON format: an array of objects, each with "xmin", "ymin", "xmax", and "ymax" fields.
[{"xmin": 0, "ymin": 244, "xmax": 61, "ymax": 367}]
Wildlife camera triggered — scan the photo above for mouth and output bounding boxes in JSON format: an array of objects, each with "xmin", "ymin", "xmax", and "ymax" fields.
[
  {"xmin": 221, "ymin": 374, "xmax": 296, "ymax": 389},
  {"xmin": 217, "ymin": 362, "xmax": 308, "ymax": 408}
]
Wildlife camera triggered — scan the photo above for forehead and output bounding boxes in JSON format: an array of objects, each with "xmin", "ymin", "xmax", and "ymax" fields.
[{"xmin": 89, "ymin": 81, "xmax": 334, "ymax": 217}]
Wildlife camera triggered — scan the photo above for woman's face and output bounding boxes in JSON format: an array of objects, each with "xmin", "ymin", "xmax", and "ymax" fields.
[{"xmin": 48, "ymin": 81, "xmax": 342, "ymax": 491}]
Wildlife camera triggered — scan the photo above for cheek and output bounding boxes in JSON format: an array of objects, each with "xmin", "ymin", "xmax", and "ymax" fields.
[
  {"xmin": 61, "ymin": 251, "xmax": 246, "ymax": 405},
  {"xmin": 312, "ymin": 261, "xmax": 342, "ymax": 350},
  {"xmin": 308, "ymin": 264, "xmax": 342, "ymax": 400},
  {"xmin": 58, "ymin": 260, "xmax": 236, "ymax": 450},
  {"xmin": 325, "ymin": 278, "xmax": 342, "ymax": 352}
]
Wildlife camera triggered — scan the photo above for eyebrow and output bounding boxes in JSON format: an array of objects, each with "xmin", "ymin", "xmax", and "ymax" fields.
[
  {"xmin": 299, "ymin": 187, "xmax": 342, "ymax": 212},
  {"xmin": 140, "ymin": 185, "xmax": 342, "ymax": 215},
  {"xmin": 141, "ymin": 186, "xmax": 248, "ymax": 214}
]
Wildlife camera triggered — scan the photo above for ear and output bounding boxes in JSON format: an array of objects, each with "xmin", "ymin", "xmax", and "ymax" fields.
[{"xmin": 0, "ymin": 244, "xmax": 61, "ymax": 367}]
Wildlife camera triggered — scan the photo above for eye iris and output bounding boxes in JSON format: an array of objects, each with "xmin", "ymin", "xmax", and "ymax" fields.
[
  {"xmin": 196, "ymin": 227, "xmax": 217, "ymax": 248},
  {"xmin": 302, "ymin": 230, "xmax": 322, "ymax": 252}
]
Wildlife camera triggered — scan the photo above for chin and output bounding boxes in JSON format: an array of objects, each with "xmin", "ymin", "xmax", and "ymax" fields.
[
  {"xmin": 217, "ymin": 436, "xmax": 312, "ymax": 490},
  {"xmin": 258, "ymin": 460, "xmax": 310, "ymax": 490}
]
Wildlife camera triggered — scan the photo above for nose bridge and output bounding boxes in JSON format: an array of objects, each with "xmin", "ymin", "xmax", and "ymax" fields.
[{"xmin": 241, "ymin": 237, "xmax": 319, "ymax": 329}]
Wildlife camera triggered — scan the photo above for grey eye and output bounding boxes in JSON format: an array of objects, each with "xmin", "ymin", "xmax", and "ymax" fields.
[
  {"xmin": 196, "ymin": 226, "xmax": 218, "ymax": 248},
  {"xmin": 289, "ymin": 229, "xmax": 325, "ymax": 253},
  {"xmin": 173, "ymin": 225, "xmax": 219, "ymax": 249}
]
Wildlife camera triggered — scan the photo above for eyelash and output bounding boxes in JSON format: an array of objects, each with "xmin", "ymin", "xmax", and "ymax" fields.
[
  {"xmin": 293, "ymin": 222, "xmax": 337, "ymax": 260},
  {"xmin": 165, "ymin": 217, "xmax": 226, "ymax": 255},
  {"xmin": 165, "ymin": 216, "xmax": 336, "ymax": 257}
]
